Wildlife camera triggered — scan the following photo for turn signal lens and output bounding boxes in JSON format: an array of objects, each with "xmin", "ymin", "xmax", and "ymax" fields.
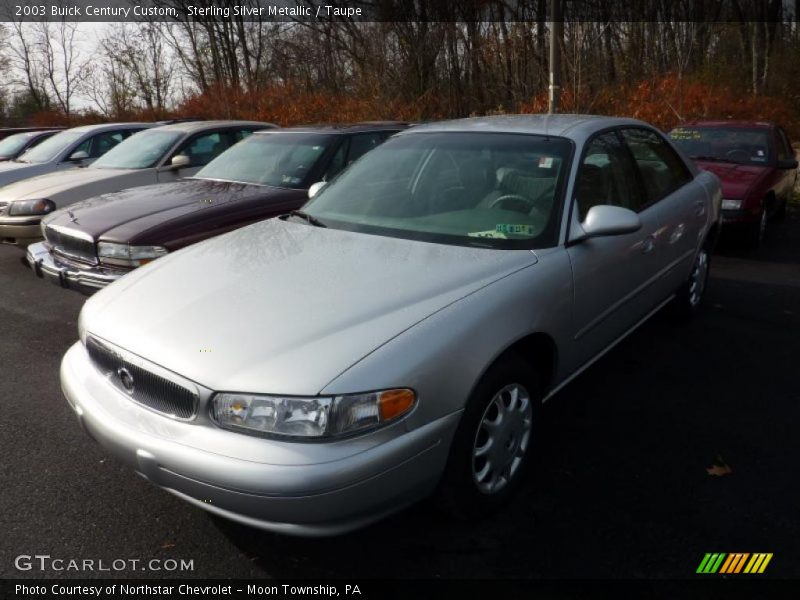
[{"xmin": 378, "ymin": 389, "xmax": 416, "ymax": 421}]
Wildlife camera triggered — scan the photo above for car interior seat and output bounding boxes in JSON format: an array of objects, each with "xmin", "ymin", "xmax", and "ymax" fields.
[{"xmin": 574, "ymin": 164, "xmax": 609, "ymax": 220}]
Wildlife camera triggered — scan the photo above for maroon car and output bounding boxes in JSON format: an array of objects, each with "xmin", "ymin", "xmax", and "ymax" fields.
[
  {"xmin": 668, "ymin": 121, "xmax": 798, "ymax": 246},
  {"xmin": 27, "ymin": 122, "xmax": 408, "ymax": 294}
]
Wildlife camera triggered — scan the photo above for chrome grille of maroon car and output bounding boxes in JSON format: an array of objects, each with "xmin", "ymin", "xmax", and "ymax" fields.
[
  {"xmin": 85, "ymin": 336, "xmax": 198, "ymax": 419},
  {"xmin": 44, "ymin": 225, "xmax": 97, "ymax": 264}
]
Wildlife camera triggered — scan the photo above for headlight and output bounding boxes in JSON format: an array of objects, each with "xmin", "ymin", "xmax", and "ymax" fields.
[
  {"xmin": 97, "ymin": 242, "xmax": 168, "ymax": 267},
  {"xmin": 8, "ymin": 198, "xmax": 55, "ymax": 216},
  {"xmin": 721, "ymin": 199, "xmax": 742, "ymax": 210},
  {"xmin": 211, "ymin": 388, "xmax": 416, "ymax": 439}
]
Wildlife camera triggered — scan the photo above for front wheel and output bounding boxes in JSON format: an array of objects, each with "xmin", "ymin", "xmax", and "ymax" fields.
[
  {"xmin": 436, "ymin": 355, "xmax": 542, "ymax": 519},
  {"xmin": 748, "ymin": 205, "xmax": 767, "ymax": 248}
]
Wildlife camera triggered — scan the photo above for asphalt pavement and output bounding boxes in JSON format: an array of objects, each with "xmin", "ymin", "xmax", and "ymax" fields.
[{"xmin": 1, "ymin": 210, "xmax": 799, "ymax": 580}]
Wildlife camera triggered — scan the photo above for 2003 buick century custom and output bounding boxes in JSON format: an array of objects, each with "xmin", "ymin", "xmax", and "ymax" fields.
[{"xmin": 60, "ymin": 115, "xmax": 721, "ymax": 536}]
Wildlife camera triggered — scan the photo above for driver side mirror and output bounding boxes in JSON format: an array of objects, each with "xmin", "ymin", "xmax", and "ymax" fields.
[
  {"xmin": 170, "ymin": 154, "xmax": 191, "ymax": 170},
  {"xmin": 777, "ymin": 158, "xmax": 798, "ymax": 170},
  {"xmin": 68, "ymin": 150, "xmax": 89, "ymax": 162},
  {"xmin": 308, "ymin": 181, "xmax": 327, "ymax": 199},
  {"xmin": 578, "ymin": 205, "xmax": 642, "ymax": 240}
]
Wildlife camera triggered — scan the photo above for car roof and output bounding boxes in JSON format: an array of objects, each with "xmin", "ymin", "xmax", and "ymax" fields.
[
  {"xmin": 677, "ymin": 120, "xmax": 776, "ymax": 130},
  {"xmin": 397, "ymin": 114, "xmax": 651, "ymax": 140},
  {"xmin": 153, "ymin": 120, "xmax": 276, "ymax": 132},
  {"xmin": 5, "ymin": 130, "xmax": 56, "ymax": 139},
  {"xmin": 67, "ymin": 122, "xmax": 155, "ymax": 133},
  {"xmin": 262, "ymin": 121, "xmax": 412, "ymax": 135}
]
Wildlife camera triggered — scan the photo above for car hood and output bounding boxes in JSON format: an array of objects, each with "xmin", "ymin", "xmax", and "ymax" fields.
[
  {"xmin": 0, "ymin": 167, "xmax": 144, "ymax": 203},
  {"xmin": 0, "ymin": 161, "xmax": 52, "ymax": 186},
  {"xmin": 82, "ymin": 219, "xmax": 539, "ymax": 395},
  {"xmin": 46, "ymin": 178, "xmax": 280, "ymax": 241},
  {"xmin": 694, "ymin": 160, "xmax": 769, "ymax": 199}
]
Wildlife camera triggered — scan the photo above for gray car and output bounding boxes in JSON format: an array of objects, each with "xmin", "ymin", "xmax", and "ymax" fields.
[
  {"xmin": 60, "ymin": 115, "xmax": 721, "ymax": 536},
  {"xmin": 0, "ymin": 122, "xmax": 152, "ymax": 188}
]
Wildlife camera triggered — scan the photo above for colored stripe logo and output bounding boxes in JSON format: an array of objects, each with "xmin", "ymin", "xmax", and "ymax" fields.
[{"xmin": 697, "ymin": 553, "xmax": 773, "ymax": 574}]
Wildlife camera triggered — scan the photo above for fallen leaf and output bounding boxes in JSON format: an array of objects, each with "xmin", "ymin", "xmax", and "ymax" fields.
[
  {"xmin": 160, "ymin": 543, "xmax": 176, "ymax": 549},
  {"xmin": 706, "ymin": 456, "xmax": 732, "ymax": 477}
]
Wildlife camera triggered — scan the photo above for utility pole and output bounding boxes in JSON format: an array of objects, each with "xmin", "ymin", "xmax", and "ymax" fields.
[{"xmin": 548, "ymin": 0, "xmax": 562, "ymax": 113}]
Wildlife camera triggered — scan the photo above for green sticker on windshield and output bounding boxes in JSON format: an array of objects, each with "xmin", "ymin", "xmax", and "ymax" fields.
[
  {"xmin": 496, "ymin": 224, "xmax": 536, "ymax": 235},
  {"xmin": 468, "ymin": 224, "xmax": 536, "ymax": 239}
]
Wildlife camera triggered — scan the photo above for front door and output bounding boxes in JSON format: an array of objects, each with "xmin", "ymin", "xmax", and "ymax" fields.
[{"xmin": 566, "ymin": 130, "xmax": 676, "ymax": 366}]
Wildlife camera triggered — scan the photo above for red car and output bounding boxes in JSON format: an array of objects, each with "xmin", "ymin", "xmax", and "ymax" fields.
[{"xmin": 669, "ymin": 120, "xmax": 797, "ymax": 246}]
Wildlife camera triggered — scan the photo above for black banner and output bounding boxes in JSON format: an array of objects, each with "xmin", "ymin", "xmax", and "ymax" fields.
[
  {"xmin": 4, "ymin": 579, "xmax": 800, "ymax": 600},
  {"xmin": 1, "ymin": 0, "xmax": 799, "ymax": 23}
]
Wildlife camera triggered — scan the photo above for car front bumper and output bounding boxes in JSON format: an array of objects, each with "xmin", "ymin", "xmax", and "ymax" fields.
[
  {"xmin": 0, "ymin": 219, "xmax": 42, "ymax": 247},
  {"xmin": 60, "ymin": 342, "xmax": 459, "ymax": 536},
  {"xmin": 27, "ymin": 242, "xmax": 123, "ymax": 294}
]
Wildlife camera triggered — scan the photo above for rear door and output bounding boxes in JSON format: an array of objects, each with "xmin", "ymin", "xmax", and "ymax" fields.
[{"xmin": 619, "ymin": 127, "xmax": 701, "ymax": 294}]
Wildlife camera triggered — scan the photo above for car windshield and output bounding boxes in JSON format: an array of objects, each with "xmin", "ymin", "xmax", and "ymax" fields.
[
  {"xmin": 91, "ymin": 130, "xmax": 181, "ymax": 169},
  {"xmin": 303, "ymin": 132, "xmax": 572, "ymax": 249},
  {"xmin": 15, "ymin": 131, "xmax": 81, "ymax": 164},
  {"xmin": 669, "ymin": 126, "xmax": 772, "ymax": 166},
  {"xmin": 0, "ymin": 133, "xmax": 35, "ymax": 157},
  {"xmin": 196, "ymin": 132, "xmax": 336, "ymax": 188}
]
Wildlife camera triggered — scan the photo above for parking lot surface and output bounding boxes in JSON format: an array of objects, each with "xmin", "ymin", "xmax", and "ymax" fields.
[{"xmin": 1, "ymin": 210, "xmax": 799, "ymax": 579}]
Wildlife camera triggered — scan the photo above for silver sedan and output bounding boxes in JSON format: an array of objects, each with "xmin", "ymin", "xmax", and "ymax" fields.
[{"xmin": 60, "ymin": 115, "xmax": 721, "ymax": 536}]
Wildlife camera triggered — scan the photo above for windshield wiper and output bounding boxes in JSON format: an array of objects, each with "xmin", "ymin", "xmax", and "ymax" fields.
[{"xmin": 288, "ymin": 210, "xmax": 327, "ymax": 228}]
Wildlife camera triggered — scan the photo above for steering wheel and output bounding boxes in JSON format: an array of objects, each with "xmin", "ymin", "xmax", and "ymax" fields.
[
  {"xmin": 488, "ymin": 194, "xmax": 537, "ymax": 213},
  {"xmin": 725, "ymin": 149, "xmax": 750, "ymax": 162}
]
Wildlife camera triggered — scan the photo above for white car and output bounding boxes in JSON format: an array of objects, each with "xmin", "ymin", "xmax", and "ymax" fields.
[
  {"xmin": 0, "ymin": 120, "xmax": 275, "ymax": 248},
  {"xmin": 0, "ymin": 122, "xmax": 152, "ymax": 188}
]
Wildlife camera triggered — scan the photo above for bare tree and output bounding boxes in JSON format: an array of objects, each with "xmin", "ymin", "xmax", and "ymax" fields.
[{"xmin": 36, "ymin": 20, "xmax": 87, "ymax": 117}]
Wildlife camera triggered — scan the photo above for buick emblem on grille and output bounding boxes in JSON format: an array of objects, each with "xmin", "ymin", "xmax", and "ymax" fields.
[{"xmin": 117, "ymin": 367, "xmax": 135, "ymax": 394}]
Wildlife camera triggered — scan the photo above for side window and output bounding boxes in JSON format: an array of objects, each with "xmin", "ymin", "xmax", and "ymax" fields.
[
  {"xmin": 177, "ymin": 131, "xmax": 227, "ymax": 167},
  {"xmin": 72, "ymin": 137, "xmax": 92, "ymax": 157},
  {"xmin": 575, "ymin": 131, "xmax": 639, "ymax": 220},
  {"xmin": 321, "ymin": 139, "xmax": 349, "ymax": 181},
  {"xmin": 94, "ymin": 131, "xmax": 127, "ymax": 158},
  {"xmin": 233, "ymin": 129, "xmax": 255, "ymax": 143},
  {"xmin": 775, "ymin": 128, "xmax": 792, "ymax": 161},
  {"xmin": 620, "ymin": 128, "xmax": 692, "ymax": 205},
  {"xmin": 346, "ymin": 133, "xmax": 386, "ymax": 165}
]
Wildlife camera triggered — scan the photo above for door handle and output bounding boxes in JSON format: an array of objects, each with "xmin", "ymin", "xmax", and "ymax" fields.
[
  {"xmin": 641, "ymin": 236, "xmax": 656, "ymax": 254},
  {"xmin": 695, "ymin": 200, "xmax": 706, "ymax": 216}
]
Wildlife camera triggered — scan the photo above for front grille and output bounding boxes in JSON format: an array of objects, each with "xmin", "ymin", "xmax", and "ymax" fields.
[
  {"xmin": 44, "ymin": 225, "xmax": 97, "ymax": 264},
  {"xmin": 86, "ymin": 336, "xmax": 198, "ymax": 419}
]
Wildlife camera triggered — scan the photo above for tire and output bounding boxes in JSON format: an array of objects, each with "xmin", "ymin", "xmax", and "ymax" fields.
[
  {"xmin": 748, "ymin": 205, "xmax": 767, "ymax": 248},
  {"xmin": 774, "ymin": 198, "xmax": 787, "ymax": 221},
  {"xmin": 436, "ymin": 354, "xmax": 542, "ymax": 519},
  {"xmin": 672, "ymin": 243, "xmax": 711, "ymax": 319}
]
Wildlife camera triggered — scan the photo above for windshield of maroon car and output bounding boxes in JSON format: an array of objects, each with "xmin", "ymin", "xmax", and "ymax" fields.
[
  {"xmin": 669, "ymin": 126, "xmax": 772, "ymax": 166},
  {"xmin": 16, "ymin": 131, "xmax": 81, "ymax": 164},
  {"xmin": 302, "ymin": 132, "xmax": 572, "ymax": 249},
  {"xmin": 194, "ymin": 132, "xmax": 336, "ymax": 188},
  {"xmin": 90, "ymin": 130, "xmax": 183, "ymax": 170},
  {"xmin": 0, "ymin": 133, "xmax": 35, "ymax": 157}
]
